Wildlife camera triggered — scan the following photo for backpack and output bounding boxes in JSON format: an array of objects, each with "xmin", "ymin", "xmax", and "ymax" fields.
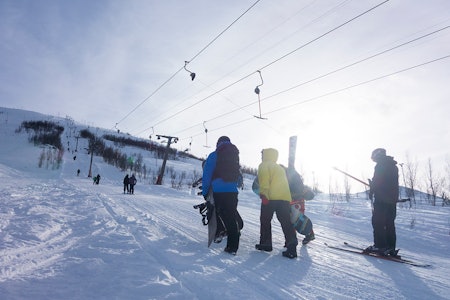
[
  {"xmin": 213, "ymin": 142, "xmax": 240, "ymax": 182},
  {"xmin": 283, "ymin": 166, "xmax": 315, "ymax": 200}
]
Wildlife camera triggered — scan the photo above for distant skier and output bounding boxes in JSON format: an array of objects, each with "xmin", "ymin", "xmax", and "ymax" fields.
[
  {"xmin": 93, "ymin": 174, "xmax": 101, "ymax": 185},
  {"xmin": 123, "ymin": 174, "xmax": 130, "ymax": 194},
  {"xmin": 364, "ymin": 148, "xmax": 399, "ymax": 256},
  {"xmin": 129, "ymin": 174, "xmax": 137, "ymax": 194}
]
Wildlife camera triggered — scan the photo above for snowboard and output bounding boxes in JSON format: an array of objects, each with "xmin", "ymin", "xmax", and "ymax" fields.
[
  {"xmin": 290, "ymin": 200, "xmax": 313, "ymax": 235},
  {"xmin": 206, "ymin": 190, "xmax": 217, "ymax": 247}
]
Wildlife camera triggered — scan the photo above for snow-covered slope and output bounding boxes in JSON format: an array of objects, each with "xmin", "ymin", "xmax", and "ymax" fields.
[{"xmin": 0, "ymin": 107, "xmax": 449, "ymax": 299}]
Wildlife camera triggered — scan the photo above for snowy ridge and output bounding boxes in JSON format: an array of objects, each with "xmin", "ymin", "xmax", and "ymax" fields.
[{"xmin": 0, "ymin": 107, "xmax": 449, "ymax": 299}]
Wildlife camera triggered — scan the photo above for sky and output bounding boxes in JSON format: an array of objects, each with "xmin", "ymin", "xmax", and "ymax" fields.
[
  {"xmin": 0, "ymin": 108, "xmax": 449, "ymax": 299},
  {"xmin": 1, "ymin": 0, "xmax": 449, "ymax": 189}
]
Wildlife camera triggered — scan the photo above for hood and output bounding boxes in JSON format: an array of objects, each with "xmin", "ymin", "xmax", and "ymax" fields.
[{"xmin": 262, "ymin": 148, "xmax": 278, "ymax": 163}]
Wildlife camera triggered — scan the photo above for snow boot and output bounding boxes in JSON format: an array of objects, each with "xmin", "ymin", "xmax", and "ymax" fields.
[
  {"xmin": 302, "ymin": 232, "xmax": 315, "ymax": 245},
  {"xmin": 282, "ymin": 245, "xmax": 297, "ymax": 259},
  {"xmin": 224, "ymin": 246, "xmax": 237, "ymax": 255},
  {"xmin": 255, "ymin": 244, "xmax": 273, "ymax": 252},
  {"xmin": 214, "ymin": 231, "xmax": 227, "ymax": 243}
]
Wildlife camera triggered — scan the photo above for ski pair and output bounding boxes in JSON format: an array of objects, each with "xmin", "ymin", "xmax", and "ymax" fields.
[{"xmin": 325, "ymin": 242, "xmax": 431, "ymax": 268}]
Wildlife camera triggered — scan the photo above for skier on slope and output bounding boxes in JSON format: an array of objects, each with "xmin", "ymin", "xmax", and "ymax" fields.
[{"xmin": 364, "ymin": 148, "xmax": 399, "ymax": 256}]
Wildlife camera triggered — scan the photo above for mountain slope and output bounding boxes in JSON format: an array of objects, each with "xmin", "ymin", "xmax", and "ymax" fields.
[{"xmin": 0, "ymin": 107, "xmax": 449, "ymax": 299}]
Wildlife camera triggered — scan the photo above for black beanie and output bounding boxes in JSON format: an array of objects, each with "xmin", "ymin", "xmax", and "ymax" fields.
[{"xmin": 217, "ymin": 136, "xmax": 230, "ymax": 147}]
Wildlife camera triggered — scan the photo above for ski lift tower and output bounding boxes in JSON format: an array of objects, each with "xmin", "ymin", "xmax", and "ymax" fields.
[{"xmin": 156, "ymin": 135, "xmax": 178, "ymax": 185}]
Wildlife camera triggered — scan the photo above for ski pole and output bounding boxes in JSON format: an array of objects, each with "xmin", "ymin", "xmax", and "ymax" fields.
[
  {"xmin": 333, "ymin": 167, "xmax": 369, "ymax": 187},
  {"xmin": 333, "ymin": 167, "xmax": 411, "ymax": 204}
]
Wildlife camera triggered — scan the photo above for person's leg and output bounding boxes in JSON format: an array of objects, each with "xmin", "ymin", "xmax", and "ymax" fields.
[
  {"xmin": 372, "ymin": 202, "xmax": 388, "ymax": 249},
  {"xmin": 214, "ymin": 193, "xmax": 239, "ymax": 252},
  {"xmin": 257, "ymin": 201, "xmax": 275, "ymax": 250},
  {"xmin": 385, "ymin": 203, "xmax": 397, "ymax": 250}
]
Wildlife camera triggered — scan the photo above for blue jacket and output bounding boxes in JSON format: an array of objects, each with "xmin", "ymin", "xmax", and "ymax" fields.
[{"xmin": 202, "ymin": 141, "xmax": 239, "ymax": 196}]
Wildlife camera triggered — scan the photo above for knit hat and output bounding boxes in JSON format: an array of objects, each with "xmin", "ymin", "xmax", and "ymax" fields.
[
  {"xmin": 216, "ymin": 136, "xmax": 230, "ymax": 147},
  {"xmin": 371, "ymin": 148, "xmax": 386, "ymax": 161}
]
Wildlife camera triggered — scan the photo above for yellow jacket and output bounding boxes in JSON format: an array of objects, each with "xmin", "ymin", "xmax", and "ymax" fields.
[{"xmin": 257, "ymin": 148, "xmax": 292, "ymax": 202}]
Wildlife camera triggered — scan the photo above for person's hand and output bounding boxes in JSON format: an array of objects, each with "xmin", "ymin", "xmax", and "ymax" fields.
[{"xmin": 260, "ymin": 194, "xmax": 269, "ymax": 205}]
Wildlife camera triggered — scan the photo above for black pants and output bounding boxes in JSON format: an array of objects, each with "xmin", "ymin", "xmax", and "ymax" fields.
[
  {"xmin": 259, "ymin": 200, "xmax": 298, "ymax": 247},
  {"xmin": 213, "ymin": 192, "xmax": 240, "ymax": 252},
  {"xmin": 372, "ymin": 201, "xmax": 397, "ymax": 249}
]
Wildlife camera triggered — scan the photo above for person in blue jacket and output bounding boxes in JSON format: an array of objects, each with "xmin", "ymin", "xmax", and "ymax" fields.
[{"xmin": 202, "ymin": 136, "xmax": 241, "ymax": 255}]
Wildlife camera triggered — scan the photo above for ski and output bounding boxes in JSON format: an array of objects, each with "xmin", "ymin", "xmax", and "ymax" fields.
[{"xmin": 324, "ymin": 243, "xmax": 431, "ymax": 268}]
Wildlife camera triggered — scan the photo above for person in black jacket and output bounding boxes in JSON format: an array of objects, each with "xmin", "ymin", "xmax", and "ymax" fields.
[
  {"xmin": 123, "ymin": 174, "xmax": 130, "ymax": 194},
  {"xmin": 129, "ymin": 174, "xmax": 137, "ymax": 194},
  {"xmin": 365, "ymin": 148, "xmax": 399, "ymax": 256},
  {"xmin": 202, "ymin": 136, "xmax": 241, "ymax": 255}
]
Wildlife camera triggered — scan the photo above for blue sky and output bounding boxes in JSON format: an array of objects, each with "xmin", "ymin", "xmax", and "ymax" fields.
[{"xmin": 1, "ymin": 0, "xmax": 449, "ymax": 188}]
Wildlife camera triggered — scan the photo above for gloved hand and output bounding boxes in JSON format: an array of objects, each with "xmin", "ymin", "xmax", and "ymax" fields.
[{"xmin": 260, "ymin": 194, "xmax": 269, "ymax": 205}]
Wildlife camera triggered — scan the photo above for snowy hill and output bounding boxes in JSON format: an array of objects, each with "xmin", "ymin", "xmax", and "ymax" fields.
[{"xmin": 0, "ymin": 107, "xmax": 449, "ymax": 300}]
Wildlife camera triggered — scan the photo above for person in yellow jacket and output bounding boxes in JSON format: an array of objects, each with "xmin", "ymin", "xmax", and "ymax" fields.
[{"xmin": 255, "ymin": 148, "xmax": 298, "ymax": 258}]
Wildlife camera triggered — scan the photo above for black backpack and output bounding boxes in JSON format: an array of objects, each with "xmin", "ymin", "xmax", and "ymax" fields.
[
  {"xmin": 213, "ymin": 143, "xmax": 240, "ymax": 182},
  {"xmin": 284, "ymin": 166, "xmax": 315, "ymax": 200}
]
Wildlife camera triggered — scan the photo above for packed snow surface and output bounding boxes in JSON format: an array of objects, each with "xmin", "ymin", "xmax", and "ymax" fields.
[{"xmin": 0, "ymin": 108, "xmax": 449, "ymax": 299}]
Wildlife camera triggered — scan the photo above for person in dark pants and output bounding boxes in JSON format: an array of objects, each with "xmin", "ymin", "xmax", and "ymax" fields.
[
  {"xmin": 129, "ymin": 174, "xmax": 136, "ymax": 194},
  {"xmin": 255, "ymin": 148, "xmax": 298, "ymax": 259},
  {"xmin": 123, "ymin": 174, "xmax": 130, "ymax": 194},
  {"xmin": 202, "ymin": 136, "xmax": 242, "ymax": 255},
  {"xmin": 365, "ymin": 148, "xmax": 399, "ymax": 256}
]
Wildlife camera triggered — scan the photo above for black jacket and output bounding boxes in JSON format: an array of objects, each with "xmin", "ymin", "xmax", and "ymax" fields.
[{"xmin": 371, "ymin": 156, "xmax": 399, "ymax": 204}]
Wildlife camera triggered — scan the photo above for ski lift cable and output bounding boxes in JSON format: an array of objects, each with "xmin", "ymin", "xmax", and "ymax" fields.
[
  {"xmin": 114, "ymin": 66, "xmax": 184, "ymax": 128},
  {"xmin": 175, "ymin": 53, "xmax": 450, "ymax": 141},
  {"xmin": 135, "ymin": 0, "xmax": 391, "ymax": 133},
  {"xmin": 169, "ymin": 25, "xmax": 450, "ymax": 137},
  {"xmin": 189, "ymin": 0, "xmax": 262, "ymax": 63},
  {"xmin": 114, "ymin": 0, "xmax": 262, "ymax": 129},
  {"xmin": 160, "ymin": 13, "xmax": 450, "ymax": 136},
  {"xmin": 159, "ymin": 0, "xmax": 351, "ymax": 129},
  {"xmin": 257, "ymin": 0, "xmax": 391, "ymax": 72},
  {"xmin": 265, "ymin": 54, "xmax": 450, "ymax": 116}
]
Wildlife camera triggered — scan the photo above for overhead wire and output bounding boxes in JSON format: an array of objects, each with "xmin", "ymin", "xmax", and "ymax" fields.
[
  {"xmin": 170, "ymin": 24, "xmax": 450, "ymax": 136},
  {"xmin": 137, "ymin": 0, "xmax": 391, "ymax": 135},
  {"xmin": 137, "ymin": 0, "xmax": 348, "ymax": 137},
  {"xmin": 114, "ymin": 0, "xmax": 262, "ymax": 130},
  {"xmin": 178, "ymin": 53, "xmax": 450, "ymax": 141}
]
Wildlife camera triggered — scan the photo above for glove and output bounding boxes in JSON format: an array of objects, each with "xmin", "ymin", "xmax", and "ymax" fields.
[{"xmin": 260, "ymin": 194, "xmax": 269, "ymax": 205}]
